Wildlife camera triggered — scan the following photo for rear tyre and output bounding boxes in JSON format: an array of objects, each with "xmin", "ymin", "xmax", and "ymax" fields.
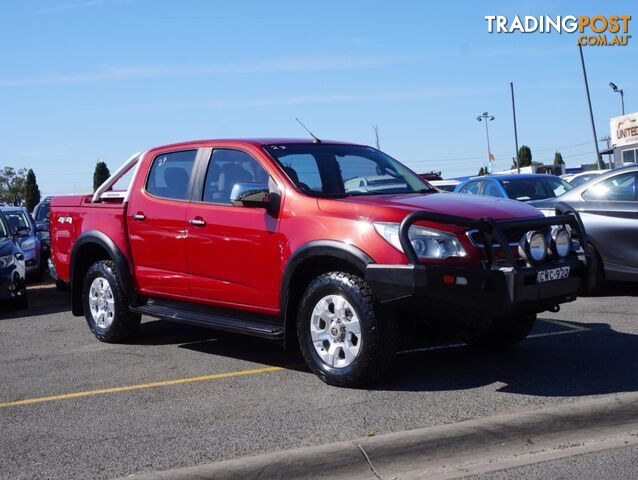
[
  {"xmin": 465, "ymin": 314, "xmax": 536, "ymax": 349},
  {"xmin": 83, "ymin": 260, "xmax": 140, "ymax": 343},
  {"xmin": 297, "ymin": 272, "xmax": 397, "ymax": 387}
]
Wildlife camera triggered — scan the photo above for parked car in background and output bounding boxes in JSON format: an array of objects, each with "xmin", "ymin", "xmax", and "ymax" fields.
[
  {"xmin": 32, "ymin": 196, "xmax": 52, "ymax": 266},
  {"xmin": 430, "ymin": 179, "xmax": 460, "ymax": 192},
  {"xmin": 563, "ymin": 171, "xmax": 605, "ymax": 188},
  {"xmin": 1, "ymin": 207, "xmax": 43, "ymax": 281},
  {"xmin": 50, "ymin": 138, "xmax": 593, "ymax": 387},
  {"xmin": 454, "ymin": 174, "xmax": 573, "ymax": 202},
  {"xmin": 0, "ymin": 211, "xmax": 28, "ymax": 308},
  {"xmin": 418, "ymin": 171, "xmax": 442, "ymax": 182},
  {"xmin": 531, "ymin": 165, "xmax": 638, "ymax": 288}
]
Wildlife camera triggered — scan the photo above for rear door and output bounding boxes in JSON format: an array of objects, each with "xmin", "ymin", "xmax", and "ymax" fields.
[
  {"xmin": 127, "ymin": 149, "xmax": 199, "ymax": 298},
  {"xmin": 185, "ymin": 147, "xmax": 281, "ymax": 313}
]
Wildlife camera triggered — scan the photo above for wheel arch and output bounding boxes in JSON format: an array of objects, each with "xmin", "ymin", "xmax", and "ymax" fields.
[
  {"xmin": 280, "ymin": 240, "xmax": 373, "ymax": 351},
  {"xmin": 69, "ymin": 231, "xmax": 133, "ymax": 316}
]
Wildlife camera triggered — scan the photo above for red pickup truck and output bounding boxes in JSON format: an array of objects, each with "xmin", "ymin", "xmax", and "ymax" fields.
[{"xmin": 50, "ymin": 139, "xmax": 594, "ymax": 387}]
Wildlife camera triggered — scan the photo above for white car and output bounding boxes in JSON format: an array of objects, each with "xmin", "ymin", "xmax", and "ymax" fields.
[{"xmin": 429, "ymin": 179, "xmax": 460, "ymax": 192}]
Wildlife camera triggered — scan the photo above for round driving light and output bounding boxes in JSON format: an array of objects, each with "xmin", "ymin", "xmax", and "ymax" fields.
[
  {"xmin": 552, "ymin": 228, "xmax": 571, "ymax": 258},
  {"xmin": 519, "ymin": 230, "xmax": 547, "ymax": 263},
  {"xmin": 411, "ymin": 238, "xmax": 428, "ymax": 257}
]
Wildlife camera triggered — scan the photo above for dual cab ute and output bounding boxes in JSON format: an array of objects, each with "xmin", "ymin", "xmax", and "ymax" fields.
[{"xmin": 50, "ymin": 139, "xmax": 594, "ymax": 387}]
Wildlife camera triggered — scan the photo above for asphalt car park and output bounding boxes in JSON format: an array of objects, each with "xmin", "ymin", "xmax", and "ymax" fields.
[{"xmin": 1, "ymin": 277, "xmax": 637, "ymax": 480}]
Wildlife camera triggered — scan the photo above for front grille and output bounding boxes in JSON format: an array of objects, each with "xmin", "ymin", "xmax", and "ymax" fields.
[{"xmin": 468, "ymin": 226, "xmax": 551, "ymax": 248}]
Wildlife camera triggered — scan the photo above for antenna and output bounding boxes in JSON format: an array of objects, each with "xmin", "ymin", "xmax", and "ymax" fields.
[{"xmin": 295, "ymin": 118, "xmax": 321, "ymax": 143}]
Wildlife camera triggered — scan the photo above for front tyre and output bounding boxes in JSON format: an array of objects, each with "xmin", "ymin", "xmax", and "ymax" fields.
[
  {"xmin": 465, "ymin": 314, "xmax": 536, "ymax": 349},
  {"xmin": 297, "ymin": 272, "xmax": 396, "ymax": 387},
  {"xmin": 83, "ymin": 260, "xmax": 140, "ymax": 343}
]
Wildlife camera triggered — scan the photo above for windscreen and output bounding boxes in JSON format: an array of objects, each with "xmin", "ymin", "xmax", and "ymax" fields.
[
  {"xmin": 2, "ymin": 210, "xmax": 31, "ymax": 234},
  {"xmin": 265, "ymin": 144, "xmax": 432, "ymax": 197},
  {"xmin": 0, "ymin": 216, "xmax": 8, "ymax": 238},
  {"xmin": 501, "ymin": 176, "xmax": 572, "ymax": 201}
]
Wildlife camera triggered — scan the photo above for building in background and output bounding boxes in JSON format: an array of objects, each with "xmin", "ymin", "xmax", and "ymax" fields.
[{"xmin": 609, "ymin": 112, "xmax": 638, "ymax": 167}]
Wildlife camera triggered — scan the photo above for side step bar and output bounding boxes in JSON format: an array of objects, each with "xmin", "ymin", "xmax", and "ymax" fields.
[{"xmin": 130, "ymin": 299, "xmax": 284, "ymax": 340}]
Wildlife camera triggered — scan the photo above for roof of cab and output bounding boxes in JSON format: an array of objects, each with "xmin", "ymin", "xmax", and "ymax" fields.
[
  {"xmin": 150, "ymin": 138, "xmax": 364, "ymax": 151},
  {"xmin": 464, "ymin": 174, "xmax": 563, "ymax": 183}
]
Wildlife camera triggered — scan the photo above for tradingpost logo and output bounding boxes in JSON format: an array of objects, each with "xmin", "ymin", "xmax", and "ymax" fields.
[{"xmin": 485, "ymin": 15, "xmax": 632, "ymax": 46}]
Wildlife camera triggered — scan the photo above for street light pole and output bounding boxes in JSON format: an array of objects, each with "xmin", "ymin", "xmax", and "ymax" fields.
[
  {"xmin": 476, "ymin": 112, "xmax": 495, "ymax": 174},
  {"xmin": 579, "ymin": 45, "xmax": 605, "ymax": 170},
  {"xmin": 609, "ymin": 82, "xmax": 625, "ymax": 115},
  {"xmin": 510, "ymin": 82, "xmax": 520, "ymax": 174}
]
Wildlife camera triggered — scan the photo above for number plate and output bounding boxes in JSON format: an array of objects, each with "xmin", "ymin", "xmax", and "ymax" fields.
[{"xmin": 537, "ymin": 266, "xmax": 570, "ymax": 283}]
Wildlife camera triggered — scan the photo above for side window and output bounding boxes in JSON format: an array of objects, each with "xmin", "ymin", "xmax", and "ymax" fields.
[
  {"xmin": 482, "ymin": 181, "xmax": 503, "ymax": 197},
  {"xmin": 582, "ymin": 173, "xmax": 637, "ymax": 202},
  {"xmin": 622, "ymin": 149, "xmax": 636, "ymax": 164},
  {"xmin": 461, "ymin": 181, "xmax": 480, "ymax": 195},
  {"xmin": 202, "ymin": 149, "xmax": 269, "ymax": 204},
  {"xmin": 146, "ymin": 150, "xmax": 197, "ymax": 200},
  {"xmin": 35, "ymin": 203, "xmax": 50, "ymax": 223}
]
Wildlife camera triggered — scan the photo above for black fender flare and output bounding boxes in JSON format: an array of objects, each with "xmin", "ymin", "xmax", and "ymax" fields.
[
  {"xmin": 280, "ymin": 240, "xmax": 373, "ymax": 347},
  {"xmin": 69, "ymin": 230, "xmax": 133, "ymax": 316}
]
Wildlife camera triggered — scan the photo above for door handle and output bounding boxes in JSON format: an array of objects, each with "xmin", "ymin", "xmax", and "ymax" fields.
[
  {"xmin": 132, "ymin": 213, "xmax": 146, "ymax": 221},
  {"xmin": 188, "ymin": 218, "xmax": 206, "ymax": 227}
]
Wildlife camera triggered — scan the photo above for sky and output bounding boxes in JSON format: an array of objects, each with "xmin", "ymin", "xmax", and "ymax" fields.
[{"xmin": 1, "ymin": 0, "xmax": 636, "ymax": 195}]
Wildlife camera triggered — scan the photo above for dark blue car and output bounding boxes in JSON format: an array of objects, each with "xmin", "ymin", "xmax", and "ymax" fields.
[
  {"xmin": 0, "ymin": 211, "xmax": 28, "ymax": 308},
  {"xmin": 454, "ymin": 174, "xmax": 573, "ymax": 202},
  {"xmin": 1, "ymin": 207, "xmax": 43, "ymax": 280}
]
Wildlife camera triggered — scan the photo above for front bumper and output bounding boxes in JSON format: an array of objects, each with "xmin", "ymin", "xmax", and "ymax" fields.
[
  {"xmin": 366, "ymin": 257, "xmax": 591, "ymax": 317},
  {"xmin": 366, "ymin": 210, "xmax": 595, "ymax": 318}
]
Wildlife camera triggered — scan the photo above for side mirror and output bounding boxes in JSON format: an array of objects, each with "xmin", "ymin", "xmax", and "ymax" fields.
[
  {"xmin": 230, "ymin": 183, "xmax": 270, "ymax": 208},
  {"xmin": 36, "ymin": 223, "xmax": 48, "ymax": 233},
  {"xmin": 15, "ymin": 226, "xmax": 30, "ymax": 237}
]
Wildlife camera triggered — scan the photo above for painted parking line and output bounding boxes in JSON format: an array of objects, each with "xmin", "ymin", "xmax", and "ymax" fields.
[
  {"xmin": 0, "ymin": 366, "xmax": 284, "ymax": 409},
  {"xmin": 397, "ymin": 319, "xmax": 592, "ymax": 355}
]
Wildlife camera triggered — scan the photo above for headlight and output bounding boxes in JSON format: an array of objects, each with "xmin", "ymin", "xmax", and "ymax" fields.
[
  {"xmin": 519, "ymin": 231, "xmax": 547, "ymax": 263},
  {"xmin": 373, "ymin": 222, "xmax": 466, "ymax": 259},
  {"xmin": 21, "ymin": 238, "xmax": 36, "ymax": 250},
  {"xmin": 0, "ymin": 255, "xmax": 16, "ymax": 269},
  {"xmin": 551, "ymin": 228, "xmax": 571, "ymax": 258},
  {"xmin": 538, "ymin": 208, "xmax": 556, "ymax": 217}
]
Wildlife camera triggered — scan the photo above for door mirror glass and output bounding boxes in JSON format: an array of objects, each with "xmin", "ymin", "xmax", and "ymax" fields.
[{"xmin": 230, "ymin": 183, "xmax": 270, "ymax": 208}]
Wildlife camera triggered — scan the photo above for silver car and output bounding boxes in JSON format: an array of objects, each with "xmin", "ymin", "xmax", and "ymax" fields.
[{"xmin": 530, "ymin": 165, "xmax": 638, "ymax": 285}]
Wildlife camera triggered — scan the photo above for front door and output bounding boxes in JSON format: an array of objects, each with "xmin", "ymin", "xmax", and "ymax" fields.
[
  {"xmin": 127, "ymin": 149, "xmax": 198, "ymax": 298},
  {"xmin": 579, "ymin": 171, "xmax": 638, "ymax": 273},
  {"xmin": 185, "ymin": 148, "xmax": 280, "ymax": 313}
]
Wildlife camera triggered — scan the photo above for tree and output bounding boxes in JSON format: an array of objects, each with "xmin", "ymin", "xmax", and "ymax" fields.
[
  {"xmin": 93, "ymin": 161, "xmax": 111, "ymax": 192},
  {"xmin": 25, "ymin": 169, "xmax": 41, "ymax": 211},
  {"xmin": 554, "ymin": 152, "xmax": 565, "ymax": 166},
  {"xmin": 517, "ymin": 145, "xmax": 532, "ymax": 168},
  {"xmin": 478, "ymin": 166, "xmax": 486, "ymax": 176},
  {"xmin": 0, "ymin": 167, "xmax": 27, "ymax": 206}
]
